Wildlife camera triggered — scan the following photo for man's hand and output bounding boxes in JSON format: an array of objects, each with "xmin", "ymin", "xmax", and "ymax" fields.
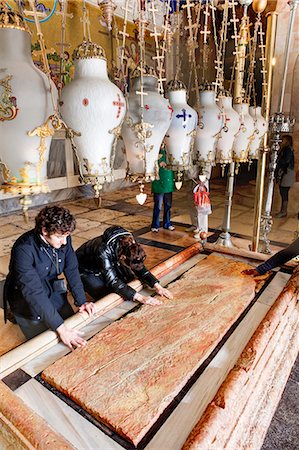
[
  {"xmin": 154, "ymin": 283, "xmax": 173, "ymax": 299},
  {"xmin": 242, "ymin": 268, "xmax": 260, "ymax": 277},
  {"xmin": 79, "ymin": 302, "xmax": 96, "ymax": 317},
  {"xmin": 56, "ymin": 323, "xmax": 87, "ymax": 350},
  {"xmin": 133, "ymin": 293, "xmax": 163, "ymax": 306}
]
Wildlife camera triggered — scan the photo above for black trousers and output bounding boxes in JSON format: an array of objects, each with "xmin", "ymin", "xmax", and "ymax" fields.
[
  {"xmin": 279, "ymin": 186, "xmax": 290, "ymax": 202},
  {"xmin": 15, "ymin": 302, "xmax": 74, "ymax": 340},
  {"xmin": 80, "ymin": 272, "xmax": 110, "ymax": 301}
]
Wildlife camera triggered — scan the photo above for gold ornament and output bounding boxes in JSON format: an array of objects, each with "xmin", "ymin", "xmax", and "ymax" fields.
[
  {"xmin": 72, "ymin": 40, "xmax": 106, "ymax": 60},
  {"xmin": 252, "ymin": 0, "xmax": 267, "ymax": 14},
  {"xmin": 97, "ymin": 0, "xmax": 116, "ymax": 31},
  {"xmin": 165, "ymin": 79, "xmax": 186, "ymax": 92},
  {"xmin": 0, "ymin": 1, "xmax": 30, "ymax": 33}
]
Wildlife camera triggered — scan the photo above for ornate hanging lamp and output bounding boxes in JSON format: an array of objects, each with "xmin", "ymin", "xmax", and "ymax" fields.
[
  {"xmin": 122, "ymin": 65, "xmax": 172, "ymax": 181},
  {"xmin": 0, "ymin": 0, "xmax": 58, "ymax": 220},
  {"xmin": 215, "ymin": 1, "xmax": 241, "ymax": 173},
  {"xmin": 97, "ymin": 0, "xmax": 116, "ymax": 31},
  {"xmin": 122, "ymin": 0, "xmax": 172, "ymax": 203},
  {"xmin": 164, "ymin": 79, "xmax": 197, "ymax": 175},
  {"xmin": 216, "ymin": 0, "xmax": 254, "ymax": 248},
  {"xmin": 60, "ymin": 1, "xmax": 126, "ymax": 201},
  {"xmin": 245, "ymin": 5, "xmax": 268, "ymax": 162},
  {"xmin": 231, "ymin": 1, "xmax": 255, "ymax": 171},
  {"xmin": 193, "ymin": 1, "xmax": 223, "ymax": 171}
]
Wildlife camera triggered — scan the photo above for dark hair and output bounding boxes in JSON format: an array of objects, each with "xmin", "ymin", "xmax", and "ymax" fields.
[
  {"xmin": 35, "ymin": 206, "xmax": 76, "ymax": 235},
  {"xmin": 118, "ymin": 237, "xmax": 146, "ymax": 271},
  {"xmin": 282, "ymin": 135, "xmax": 293, "ymax": 147}
]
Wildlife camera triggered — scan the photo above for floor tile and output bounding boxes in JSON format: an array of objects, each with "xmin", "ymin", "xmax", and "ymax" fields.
[
  {"xmin": 0, "ymin": 224, "xmax": 24, "ymax": 239},
  {"xmin": 0, "ymin": 235, "xmax": 21, "ymax": 256},
  {"xmin": 141, "ymin": 245, "xmax": 175, "ymax": 268},
  {"xmin": 79, "ymin": 209, "xmax": 127, "ymax": 223},
  {"xmin": 0, "ymin": 254, "xmax": 10, "ymax": 276},
  {"xmin": 106, "ymin": 214, "xmax": 151, "ymax": 231}
]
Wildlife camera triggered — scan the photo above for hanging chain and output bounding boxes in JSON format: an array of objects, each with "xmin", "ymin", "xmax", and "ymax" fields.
[
  {"xmin": 229, "ymin": 0, "xmax": 240, "ymax": 95},
  {"xmin": 200, "ymin": 1, "xmax": 211, "ymax": 84},
  {"xmin": 149, "ymin": 0, "xmax": 166, "ymax": 94},
  {"xmin": 245, "ymin": 15, "xmax": 258, "ymax": 106},
  {"xmin": 183, "ymin": 0, "xmax": 201, "ymax": 110},
  {"xmin": 118, "ymin": 0, "xmax": 132, "ymax": 93},
  {"xmin": 258, "ymin": 13, "xmax": 268, "ymax": 107},
  {"xmin": 81, "ymin": 0, "xmax": 91, "ymax": 41},
  {"xmin": 213, "ymin": 0, "xmax": 229, "ymax": 95},
  {"xmin": 27, "ymin": 0, "xmax": 58, "ymax": 115},
  {"xmin": 160, "ymin": 0, "xmax": 172, "ymax": 74}
]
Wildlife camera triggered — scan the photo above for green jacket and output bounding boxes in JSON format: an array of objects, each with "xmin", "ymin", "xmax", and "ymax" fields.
[{"xmin": 152, "ymin": 148, "xmax": 175, "ymax": 194}]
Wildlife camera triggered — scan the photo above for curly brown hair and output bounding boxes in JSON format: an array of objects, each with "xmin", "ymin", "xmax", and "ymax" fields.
[{"xmin": 35, "ymin": 206, "xmax": 76, "ymax": 235}]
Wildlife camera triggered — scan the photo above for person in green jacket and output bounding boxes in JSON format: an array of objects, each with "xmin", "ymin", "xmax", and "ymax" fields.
[{"xmin": 151, "ymin": 146, "xmax": 175, "ymax": 232}]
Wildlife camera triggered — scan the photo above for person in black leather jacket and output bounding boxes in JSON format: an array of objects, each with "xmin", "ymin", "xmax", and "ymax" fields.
[
  {"xmin": 76, "ymin": 225, "xmax": 173, "ymax": 305},
  {"xmin": 4, "ymin": 206, "xmax": 95, "ymax": 350},
  {"xmin": 243, "ymin": 237, "xmax": 299, "ymax": 276}
]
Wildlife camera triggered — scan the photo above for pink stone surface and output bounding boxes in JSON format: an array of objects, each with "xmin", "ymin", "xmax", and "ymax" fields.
[
  {"xmin": 42, "ymin": 254, "xmax": 256, "ymax": 445},
  {"xmin": 183, "ymin": 266, "xmax": 299, "ymax": 450}
]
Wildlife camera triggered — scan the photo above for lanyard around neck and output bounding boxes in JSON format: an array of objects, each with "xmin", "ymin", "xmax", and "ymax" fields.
[{"xmin": 43, "ymin": 247, "xmax": 59, "ymax": 274}]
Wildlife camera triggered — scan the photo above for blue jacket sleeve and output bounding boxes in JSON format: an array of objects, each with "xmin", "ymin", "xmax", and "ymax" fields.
[
  {"xmin": 13, "ymin": 244, "xmax": 64, "ymax": 331},
  {"xmin": 63, "ymin": 237, "xmax": 87, "ymax": 307}
]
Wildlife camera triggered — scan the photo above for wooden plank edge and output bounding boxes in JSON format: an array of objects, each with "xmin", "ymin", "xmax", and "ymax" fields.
[{"xmin": 0, "ymin": 243, "xmax": 202, "ymax": 378}]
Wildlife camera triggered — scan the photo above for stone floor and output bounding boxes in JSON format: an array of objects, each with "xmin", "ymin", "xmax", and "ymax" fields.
[{"xmin": 0, "ymin": 177, "xmax": 298, "ymax": 448}]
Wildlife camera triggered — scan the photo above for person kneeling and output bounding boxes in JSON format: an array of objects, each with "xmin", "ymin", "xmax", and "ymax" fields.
[
  {"xmin": 76, "ymin": 225, "xmax": 173, "ymax": 305},
  {"xmin": 4, "ymin": 206, "xmax": 95, "ymax": 350}
]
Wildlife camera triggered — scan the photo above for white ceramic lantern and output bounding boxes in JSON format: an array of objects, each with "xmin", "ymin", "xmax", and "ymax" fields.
[
  {"xmin": 61, "ymin": 40, "xmax": 126, "ymax": 179},
  {"xmin": 195, "ymin": 88, "xmax": 223, "ymax": 166},
  {"xmin": 216, "ymin": 95, "xmax": 241, "ymax": 165},
  {"xmin": 0, "ymin": 3, "xmax": 55, "ymax": 187},
  {"xmin": 232, "ymin": 102, "xmax": 255, "ymax": 163},
  {"xmin": 248, "ymin": 106, "xmax": 268, "ymax": 159},
  {"xmin": 164, "ymin": 79, "xmax": 197, "ymax": 171},
  {"xmin": 122, "ymin": 67, "xmax": 173, "ymax": 180}
]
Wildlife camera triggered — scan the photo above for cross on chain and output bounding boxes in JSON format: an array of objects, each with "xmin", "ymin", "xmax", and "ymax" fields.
[
  {"xmin": 176, "ymin": 108, "xmax": 192, "ymax": 128},
  {"xmin": 112, "ymin": 94, "xmax": 125, "ymax": 119}
]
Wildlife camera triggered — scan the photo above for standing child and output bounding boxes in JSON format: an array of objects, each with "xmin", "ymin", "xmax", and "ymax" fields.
[
  {"xmin": 193, "ymin": 174, "xmax": 212, "ymax": 239},
  {"xmin": 151, "ymin": 146, "xmax": 175, "ymax": 232}
]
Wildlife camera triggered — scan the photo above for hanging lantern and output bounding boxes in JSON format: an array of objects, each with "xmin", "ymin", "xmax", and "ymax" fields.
[
  {"xmin": 164, "ymin": 79, "xmax": 197, "ymax": 172},
  {"xmin": 122, "ymin": 66, "xmax": 172, "ymax": 182},
  {"xmin": 232, "ymin": 102, "xmax": 255, "ymax": 163},
  {"xmin": 61, "ymin": 40, "xmax": 126, "ymax": 194},
  {"xmin": 216, "ymin": 93, "xmax": 241, "ymax": 169},
  {"xmin": 0, "ymin": 2, "xmax": 56, "ymax": 198},
  {"xmin": 248, "ymin": 106, "xmax": 268, "ymax": 160},
  {"xmin": 195, "ymin": 85, "xmax": 223, "ymax": 168},
  {"xmin": 97, "ymin": 0, "xmax": 116, "ymax": 31}
]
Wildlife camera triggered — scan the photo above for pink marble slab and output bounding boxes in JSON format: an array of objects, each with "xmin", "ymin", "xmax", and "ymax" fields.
[{"xmin": 42, "ymin": 254, "xmax": 256, "ymax": 445}]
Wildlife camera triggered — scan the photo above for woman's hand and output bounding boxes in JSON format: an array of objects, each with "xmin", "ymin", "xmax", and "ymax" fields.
[
  {"xmin": 79, "ymin": 302, "xmax": 96, "ymax": 317},
  {"xmin": 56, "ymin": 323, "xmax": 87, "ymax": 350},
  {"xmin": 154, "ymin": 283, "xmax": 173, "ymax": 299},
  {"xmin": 133, "ymin": 293, "xmax": 163, "ymax": 306}
]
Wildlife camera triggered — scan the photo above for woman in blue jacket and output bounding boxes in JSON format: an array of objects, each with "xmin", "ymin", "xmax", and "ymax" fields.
[{"xmin": 4, "ymin": 206, "xmax": 95, "ymax": 350}]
